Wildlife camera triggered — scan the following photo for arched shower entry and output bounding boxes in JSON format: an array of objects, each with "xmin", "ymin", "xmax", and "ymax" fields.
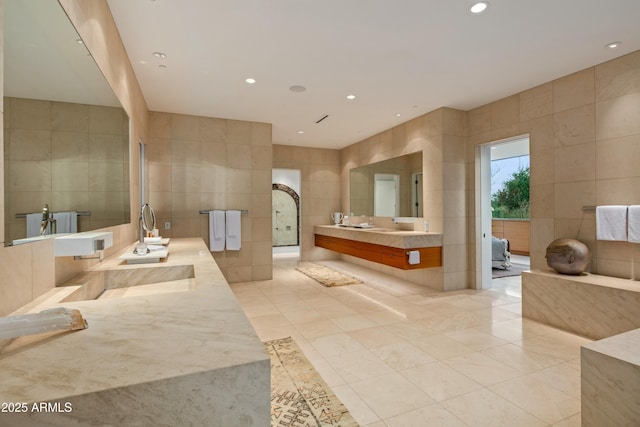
[{"xmin": 272, "ymin": 183, "xmax": 300, "ymax": 247}]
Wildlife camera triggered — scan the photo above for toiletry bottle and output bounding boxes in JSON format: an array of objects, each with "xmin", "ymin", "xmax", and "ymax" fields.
[{"xmin": 424, "ymin": 220, "xmax": 429, "ymax": 232}]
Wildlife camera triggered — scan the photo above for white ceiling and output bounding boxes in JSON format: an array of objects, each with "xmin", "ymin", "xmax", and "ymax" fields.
[{"xmin": 103, "ymin": 1, "xmax": 640, "ymax": 150}]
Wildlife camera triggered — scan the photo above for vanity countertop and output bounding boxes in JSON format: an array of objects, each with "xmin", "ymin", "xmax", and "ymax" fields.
[
  {"xmin": 314, "ymin": 224, "xmax": 442, "ymax": 249},
  {"xmin": 0, "ymin": 238, "xmax": 269, "ymax": 425}
]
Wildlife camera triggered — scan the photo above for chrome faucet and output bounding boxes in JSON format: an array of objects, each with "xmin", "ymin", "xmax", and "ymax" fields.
[{"xmin": 39, "ymin": 204, "xmax": 57, "ymax": 236}]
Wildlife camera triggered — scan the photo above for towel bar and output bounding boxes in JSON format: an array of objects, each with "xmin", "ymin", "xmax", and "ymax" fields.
[
  {"xmin": 16, "ymin": 211, "xmax": 91, "ymax": 218},
  {"xmin": 199, "ymin": 209, "xmax": 248, "ymax": 215}
]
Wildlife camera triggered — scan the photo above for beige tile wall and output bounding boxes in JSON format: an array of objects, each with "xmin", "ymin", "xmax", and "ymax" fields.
[
  {"xmin": 442, "ymin": 109, "xmax": 469, "ymax": 290},
  {"xmin": 0, "ymin": 0, "xmax": 3, "ymax": 246},
  {"xmin": 468, "ymin": 50, "xmax": 640, "ymax": 281},
  {"xmin": 272, "ymin": 144, "xmax": 341, "ymax": 261},
  {"xmin": 3, "ymin": 98, "xmax": 130, "ymax": 242},
  {"xmin": 338, "ymin": 108, "xmax": 468, "ymax": 291},
  {"xmin": 0, "ymin": 0, "xmax": 149, "ymax": 316},
  {"xmin": 148, "ymin": 112, "xmax": 273, "ymax": 283}
]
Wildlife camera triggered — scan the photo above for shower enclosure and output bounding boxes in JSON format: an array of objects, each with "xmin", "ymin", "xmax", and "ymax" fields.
[{"xmin": 272, "ymin": 184, "xmax": 300, "ymax": 247}]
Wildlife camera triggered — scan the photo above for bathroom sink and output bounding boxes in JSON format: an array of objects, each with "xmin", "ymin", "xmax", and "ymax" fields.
[
  {"xmin": 98, "ymin": 278, "xmax": 195, "ymax": 300},
  {"xmin": 12, "ymin": 233, "xmax": 67, "ymax": 246},
  {"xmin": 57, "ymin": 265, "xmax": 196, "ymax": 303}
]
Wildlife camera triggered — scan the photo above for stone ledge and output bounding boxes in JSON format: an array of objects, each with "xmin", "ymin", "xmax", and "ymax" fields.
[
  {"xmin": 581, "ymin": 329, "xmax": 640, "ymax": 426},
  {"xmin": 522, "ymin": 269, "xmax": 640, "ymax": 340}
]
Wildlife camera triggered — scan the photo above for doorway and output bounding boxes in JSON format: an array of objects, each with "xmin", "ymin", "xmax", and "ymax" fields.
[
  {"xmin": 272, "ymin": 184, "xmax": 299, "ymax": 247},
  {"xmin": 272, "ymin": 169, "xmax": 301, "ymax": 259},
  {"xmin": 374, "ymin": 173, "xmax": 399, "ymax": 217},
  {"xmin": 476, "ymin": 135, "xmax": 530, "ymax": 289}
]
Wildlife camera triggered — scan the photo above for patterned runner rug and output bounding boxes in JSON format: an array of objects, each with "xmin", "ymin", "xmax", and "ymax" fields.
[
  {"xmin": 295, "ymin": 264, "xmax": 362, "ymax": 287},
  {"xmin": 265, "ymin": 337, "xmax": 359, "ymax": 426}
]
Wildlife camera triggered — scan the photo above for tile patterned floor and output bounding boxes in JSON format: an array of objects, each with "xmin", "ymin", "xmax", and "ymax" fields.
[{"xmin": 230, "ymin": 256, "xmax": 589, "ymax": 426}]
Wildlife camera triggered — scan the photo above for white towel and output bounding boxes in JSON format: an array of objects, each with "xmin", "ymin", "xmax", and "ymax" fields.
[
  {"xmin": 69, "ymin": 212, "xmax": 78, "ymax": 233},
  {"xmin": 226, "ymin": 210, "xmax": 242, "ymax": 251},
  {"xmin": 596, "ymin": 205, "xmax": 628, "ymax": 241},
  {"xmin": 408, "ymin": 250, "xmax": 420, "ymax": 265},
  {"xmin": 144, "ymin": 237, "xmax": 163, "ymax": 244},
  {"xmin": 628, "ymin": 206, "xmax": 640, "ymax": 243},
  {"xmin": 53, "ymin": 212, "xmax": 78, "ymax": 233},
  {"xmin": 209, "ymin": 210, "xmax": 226, "ymax": 251},
  {"xmin": 26, "ymin": 213, "xmax": 42, "ymax": 237}
]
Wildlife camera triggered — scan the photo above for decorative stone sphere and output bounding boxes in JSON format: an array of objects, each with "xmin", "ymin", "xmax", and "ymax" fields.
[{"xmin": 545, "ymin": 238, "xmax": 591, "ymax": 275}]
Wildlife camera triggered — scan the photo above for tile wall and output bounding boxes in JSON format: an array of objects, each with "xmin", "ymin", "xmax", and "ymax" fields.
[
  {"xmin": 1, "ymin": 0, "xmax": 638, "ymax": 318},
  {"xmin": 272, "ymin": 144, "xmax": 341, "ymax": 261},
  {"xmin": 468, "ymin": 50, "xmax": 640, "ymax": 281},
  {"xmin": 0, "ymin": 0, "xmax": 147, "ymax": 316},
  {"xmin": 3, "ymin": 98, "xmax": 130, "ymax": 243},
  {"xmin": 0, "ymin": 0, "xmax": 4, "ymax": 245},
  {"xmin": 338, "ymin": 108, "xmax": 467, "ymax": 291},
  {"xmin": 147, "ymin": 112, "xmax": 273, "ymax": 283}
]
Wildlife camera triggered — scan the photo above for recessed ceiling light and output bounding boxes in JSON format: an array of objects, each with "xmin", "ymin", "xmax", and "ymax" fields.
[
  {"xmin": 297, "ymin": 131, "xmax": 305, "ymax": 134},
  {"xmin": 245, "ymin": 78, "xmax": 256, "ymax": 84},
  {"xmin": 395, "ymin": 113, "xmax": 401, "ymax": 117},
  {"xmin": 346, "ymin": 94, "xmax": 356, "ymax": 100},
  {"xmin": 289, "ymin": 85, "xmax": 306, "ymax": 93},
  {"xmin": 470, "ymin": 1, "xmax": 489, "ymax": 13},
  {"xmin": 158, "ymin": 65, "xmax": 167, "ymax": 69},
  {"xmin": 152, "ymin": 51, "xmax": 167, "ymax": 59},
  {"xmin": 606, "ymin": 41, "xmax": 621, "ymax": 49},
  {"xmin": 76, "ymin": 38, "xmax": 84, "ymax": 45}
]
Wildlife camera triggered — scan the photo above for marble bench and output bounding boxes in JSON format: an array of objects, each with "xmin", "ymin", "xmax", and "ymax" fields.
[
  {"xmin": 522, "ymin": 269, "xmax": 640, "ymax": 340},
  {"xmin": 581, "ymin": 329, "xmax": 640, "ymax": 426},
  {"xmin": 522, "ymin": 269, "xmax": 640, "ymax": 425}
]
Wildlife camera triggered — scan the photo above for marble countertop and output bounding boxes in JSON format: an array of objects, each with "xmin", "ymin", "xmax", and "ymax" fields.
[
  {"xmin": 583, "ymin": 328, "xmax": 640, "ymax": 365},
  {"xmin": 0, "ymin": 238, "xmax": 269, "ymax": 405},
  {"xmin": 523, "ymin": 268, "xmax": 640, "ymax": 293},
  {"xmin": 314, "ymin": 225, "xmax": 443, "ymax": 249}
]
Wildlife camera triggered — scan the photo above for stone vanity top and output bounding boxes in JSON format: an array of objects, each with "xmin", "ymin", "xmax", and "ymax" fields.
[
  {"xmin": 0, "ymin": 238, "xmax": 268, "ymax": 407},
  {"xmin": 583, "ymin": 327, "xmax": 640, "ymax": 365},
  {"xmin": 314, "ymin": 224, "xmax": 442, "ymax": 249}
]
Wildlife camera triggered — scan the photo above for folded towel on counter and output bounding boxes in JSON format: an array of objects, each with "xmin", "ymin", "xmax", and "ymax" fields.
[
  {"xmin": 226, "ymin": 210, "xmax": 242, "ymax": 251},
  {"xmin": 209, "ymin": 210, "xmax": 226, "ymax": 251},
  {"xmin": 147, "ymin": 244, "xmax": 165, "ymax": 251},
  {"xmin": 26, "ymin": 213, "xmax": 42, "ymax": 237},
  {"xmin": 628, "ymin": 206, "xmax": 640, "ymax": 243},
  {"xmin": 144, "ymin": 237, "xmax": 163, "ymax": 244},
  {"xmin": 596, "ymin": 205, "xmax": 628, "ymax": 241}
]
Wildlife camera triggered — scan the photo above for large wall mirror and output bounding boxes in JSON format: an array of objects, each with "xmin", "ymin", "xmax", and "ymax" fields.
[
  {"xmin": 4, "ymin": 0, "xmax": 131, "ymax": 246},
  {"xmin": 349, "ymin": 152, "xmax": 423, "ymax": 218}
]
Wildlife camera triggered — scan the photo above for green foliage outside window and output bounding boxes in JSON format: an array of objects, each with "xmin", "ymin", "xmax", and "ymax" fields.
[{"xmin": 492, "ymin": 166, "xmax": 530, "ymax": 218}]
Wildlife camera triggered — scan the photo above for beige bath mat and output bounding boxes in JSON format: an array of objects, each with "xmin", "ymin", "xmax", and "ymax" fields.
[
  {"xmin": 265, "ymin": 337, "xmax": 359, "ymax": 426},
  {"xmin": 295, "ymin": 264, "xmax": 362, "ymax": 287}
]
